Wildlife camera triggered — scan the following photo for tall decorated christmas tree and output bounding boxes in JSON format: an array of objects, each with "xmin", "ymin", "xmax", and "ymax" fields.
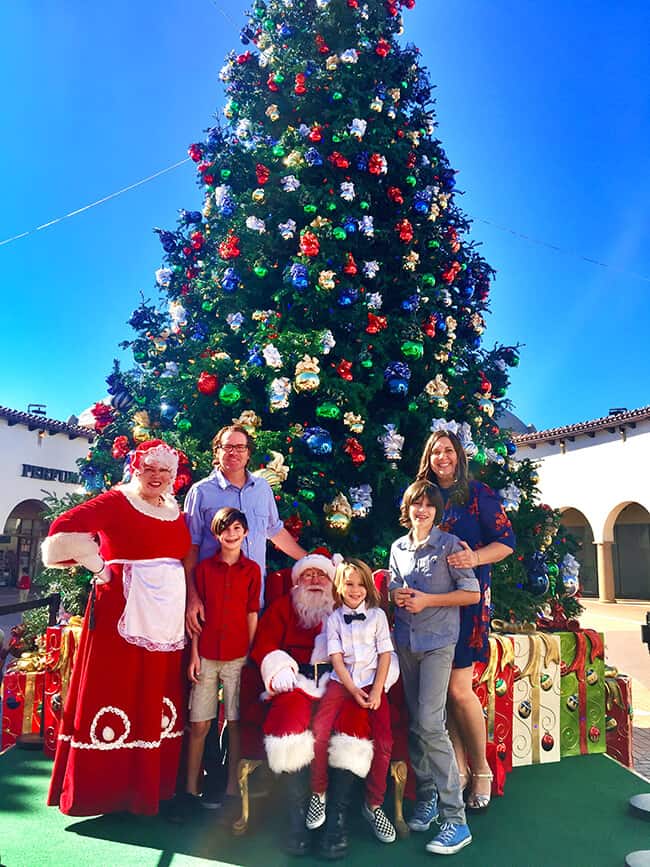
[{"xmin": 36, "ymin": 0, "xmax": 581, "ymax": 630}]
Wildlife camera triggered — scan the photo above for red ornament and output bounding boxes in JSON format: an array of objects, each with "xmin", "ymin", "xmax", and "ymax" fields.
[
  {"xmin": 335, "ymin": 359, "xmax": 353, "ymax": 381},
  {"xmin": 541, "ymin": 733, "xmax": 555, "ymax": 752},
  {"xmin": 328, "ymin": 151, "xmax": 350, "ymax": 169},
  {"xmin": 395, "ymin": 218, "xmax": 414, "ymax": 243},
  {"xmin": 267, "ymin": 73, "xmax": 280, "ymax": 92},
  {"xmin": 91, "ymin": 402, "xmax": 115, "ymax": 432},
  {"xmin": 218, "ymin": 234, "xmax": 241, "ymax": 260},
  {"xmin": 299, "ymin": 231, "xmax": 320, "ymax": 257},
  {"xmin": 347, "ymin": 0, "xmax": 359, "ymax": 7},
  {"xmin": 315, "ymin": 35, "xmax": 330, "ymax": 54},
  {"xmin": 173, "ymin": 450, "xmax": 192, "ymax": 494},
  {"xmin": 589, "ymin": 726, "xmax": 601, "ymax": 743},
  {"xmin": 368, "ymin": 153, "xmax": 386, "ymax": 175},
  {"xmin": 294, "ymin": 73, "xmax": 307, "ymax": 95},
  {"xmin": 203, "ymin": 174, "xmax": 214, "ymax": 186},
  {"xmin": 344, "ymin": 437, "xmax": 366, "ymax": 465},
  {"xmin": 197, "ymin": 371, "xmax": 218, "ymax": 395},
  {"xmin": 441, "ymin": 261, "xmax": 461, "ymax": 283},
  {"xmin": 422, "ymin": 315, "xmax": 436, "ymax": 337},
  {"xmin": 446, "ymin": 226, "xmax": 461, "ymax": 253},
  {"xmin": 343, "ymin": 253, "xmax": 357, "ymax": 275},
  {"xmin": 309, "ymin": 124, "xmax": 323, "ymax": 142},
  {"xmin": 387, "ymin": 186, "xmax": 404, "ymax": 204},
  {"xmin": 375, "ymin": 38, "xmax": 391, "ymax": 57},
  {"xmin": 188, "ymin": 143, "xmax": 203, "ymax": 163},
  {"xmin": 256, "ymin": 163, "xmax": 270, "ymax": 185},
  {"xmin": 366, "ymin": 312, "xmax": 388, "ymax": 334},
  {"xmin": 190, "ymin": 231, "xmax": 204, "ymax": 251},
  {"xmin": 111, "ymin": 435, "xmax": 130, "ymax": 460},
  {"xmin": 406, "ymin": 151, "xmax": 417, "ymax": 169},
  {"xmin": 236, "ymin": 51, "xmax": 252, "ymax": 65},
  {"xmin": 496, "ymin": 742, "xmax": 507, "ymax": 760},
  {"xmin": 386, "ymin": 0, "xmax": 399, "ymax": 16},
  {"xmin": 284, "ymin": 513, "xmax": 304, "ymax": 540}
]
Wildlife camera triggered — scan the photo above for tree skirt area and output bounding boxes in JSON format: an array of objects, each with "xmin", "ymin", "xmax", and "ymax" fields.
[{"xmin": 1, "ymin": 748, "xmax": 649, "ymax": 867}]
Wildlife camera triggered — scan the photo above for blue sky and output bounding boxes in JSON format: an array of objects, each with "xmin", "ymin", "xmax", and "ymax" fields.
[{"xmin": 1, "ymin": 1, "xmax": 648, "ymax": 431}]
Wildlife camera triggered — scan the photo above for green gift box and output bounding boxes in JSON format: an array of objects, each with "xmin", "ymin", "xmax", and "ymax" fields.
[{"xmin": 559, "ymin": 629, "xmax": 606, "ymax": 757}]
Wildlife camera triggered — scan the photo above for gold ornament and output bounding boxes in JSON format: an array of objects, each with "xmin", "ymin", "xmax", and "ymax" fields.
[
  {"xmin": 478, "ymin": 398, "xmax": 495, "ymax": 417},
  {"xmin": 252, "ymin": 188, "xmax": 265, "ymax": 203},
  {"xmin": 326, "ymin": 54, "xmax": 339, "ymax": 71},
  {"xmin": 283, "ymin": 149, "xmax": 304, "ymax": 168},
  {"xmin": 294, "ymin": 355, "xmax": 321, "ymax": 392},
  {"xmin": 232, "ymin": 410, "xmax": 261, "ymax": 435},
  {"xmin": 318, "ymin": 270, "xmax": 336, "ymax": 291},
  {"xmin": 343, "ymin": 412, "xmax": 365, "ymax": 434},
  {"xmin": 324, "ymin": 493, "xmax": 353, "ymax": 536},
  {"xmin": 132, "ymin": 410, "xmax": 152, "ymax": 443},
  {"xmin": 252, "ymin": 451, "xmax": 289, "ymax": 489}
]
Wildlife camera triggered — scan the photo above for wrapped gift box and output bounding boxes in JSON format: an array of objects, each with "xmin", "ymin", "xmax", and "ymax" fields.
[
  {"xmin": 1, "ymin": 654, "xmax": 46, "ymax": 750},
  {"xmin": 559, "ymin": 629, "xmax": 606, "ymax": 757},
  {"xmin": 43, "ymin": 618, "xmax": 83, "ymax": 758},
  {"xmin": 510, "ymin": 632, "xmax": 562, "ymax": 767},
  {"xmin": 473, "ymin": 634, "xmax": 515, "ymax": 793},
  {"xmin": 605, "ymin": 667, "xmax": 633, "ymax": 768}
]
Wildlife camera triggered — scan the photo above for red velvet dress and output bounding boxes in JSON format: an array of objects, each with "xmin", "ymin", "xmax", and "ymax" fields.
[{"xmin": 46, "ymin": 488, "xmax": 191, "ymax": 816}]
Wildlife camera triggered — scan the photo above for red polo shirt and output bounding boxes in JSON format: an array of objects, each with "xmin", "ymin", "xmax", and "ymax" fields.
[{"xmin": 196, "ymin": 553, "xmax": 261, "ymax": 661}]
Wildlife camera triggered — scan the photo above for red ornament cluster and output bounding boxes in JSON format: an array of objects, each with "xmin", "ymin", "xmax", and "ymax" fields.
[
  {"xmin": 197, "ymin": 371, "xmax": 218, "ymax": 395},
  {"xmin": 299, "ymin": 232, "xmax": 320, "ymax": 257},
  {"xmin": 218, "ymin": 234, "xmax": 241, "ymax": 260},
  {"xmin": 344, "ymin": 437, "xmax": 366, "ymax": 465},
  {"xmin": 111, "ymin": 435, "xmax": 130, "ymax": 460}
]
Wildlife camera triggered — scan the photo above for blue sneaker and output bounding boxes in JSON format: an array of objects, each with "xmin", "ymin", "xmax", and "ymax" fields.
[
  {"xmin": 407, "ymin": 795, "xmax": 438, "ymax": 832},
  {"xmin": 425, "ymin": 821, "xmax": 472, "ymax": 855}
]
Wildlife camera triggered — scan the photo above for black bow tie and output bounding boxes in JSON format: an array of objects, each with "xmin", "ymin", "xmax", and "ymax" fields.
[{"xmin": 344, "ymin": 612, "xmax": 366, "ymax": 624}]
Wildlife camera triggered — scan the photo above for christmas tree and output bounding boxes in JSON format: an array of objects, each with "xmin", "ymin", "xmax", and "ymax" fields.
[{"xmin": 35, "ymin": 0, "xmax": 581, "ymax": 628}]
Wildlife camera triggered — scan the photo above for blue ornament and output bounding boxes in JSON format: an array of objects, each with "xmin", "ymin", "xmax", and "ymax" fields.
[
  {"xmin": 206, "ymin": 127, "xmax": 224, "ymax": 148},
  {"xmin": 387, "ymin": 377, "xmax": 409, "ymax": 396},
  {"xmin": 355, "ymin": 151, "xmax": 369, "ymax": 172},
  {"xmin": 342, "ymin": 217, "xmax": 357, "ymax": 233},
  {"xmin": 435, "ymin": 314, "xmax": 447, "ymax": 334},
  {"xmin": 526, "ymin": 552, "xmax": 549, "ymax": 596},
  {"xmin": 180, "ymin": 209, "xmax": 202, "ymax": 225},
  {"xmin": 440, "ymin": 168, "xmax": 456, "ymax": 191},
  {"xmin": 155, "ymin": 229, "xmax": 177, "ymax": 253},
  {"xmin": 337, "ymin": 287, "xmax": 359, "ymax": 307},
  {"xmin": 219, "ymin": 196, "xmax": 236, "ymax": 218},
  {"xmin": 505, "ymin": 440, "xmax": 517, "ymax": 456},
  {"xmin": 384, "ymin": 361, "xmax": 411, "ymax": 396},
  {"xmin": 401, "ymin": 293, "xmax": 420, "ymax": 312},
  {"xmin": 458, "ymin": 283, "xmax": 475, "ymax": 302},
  {"xmin": 191, "ymin": 323, "xmax": 208, "ymax": 341},
  {"xmin": 160, "ymin": 401, "xmax": 178, "ymax": 422},
  {"xmin": 222, "ymin": 267, "xmax": 240, "ymax": 293},
  {"xmin": 80, "ymin": 465, "xmax": 104, "ymax": 493},
  {"xmin": 376, "ymin": 85, "xmax": 387, "ymax": 99},
  {"xmin": 289, "ymin": 263, "xmax": 309, "ymax": 290},
  {"xmin": 247, "ymin": 345, "xmax": 263, "ymax": 366},
  {"xmin": 5, "ymin": 694, "xmax": 20, "ymax": 711},
  {"xmin": 279, "ymin": 23, "xmax": 293, "ymax": 37},
  {"xmin": 302, "ymin": 426, "xmax": 332, "ymax": 456},
  {"xmin": 413, "ymin": 199, "xmax": 429, "ymax": 215},
  {"xmin": 110, "ymin": 390, "xmax": 134, "ymax": 412},
  {"xmin": 305, "ymin": 147, "xmax": 323, "ymax": 167}
]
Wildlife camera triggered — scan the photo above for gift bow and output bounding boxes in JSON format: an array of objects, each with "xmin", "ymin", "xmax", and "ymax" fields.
[
  {"xmin": 478, "ymin": 635, "xmax": 515, "ymax": 740},
  {"xmin": 491, "ymin": 619, "xmax": 537, "ymax": 634}
]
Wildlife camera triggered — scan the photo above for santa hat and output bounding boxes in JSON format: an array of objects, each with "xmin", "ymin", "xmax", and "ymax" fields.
[
  {"xmin": 291, "ymin": 548, "xmax": 342, "ymax": 584},
  {"xmin": 130, "ymin": 439, "xmax": 179, "ymax": 481}
]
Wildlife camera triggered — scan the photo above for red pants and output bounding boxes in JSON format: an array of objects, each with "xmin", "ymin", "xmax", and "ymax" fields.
[{"xmin": 311, "ymin": 680, "xmax": 393, "ymax": 807}]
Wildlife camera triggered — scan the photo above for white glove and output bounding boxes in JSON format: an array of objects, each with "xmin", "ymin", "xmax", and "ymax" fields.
[{"xmin": 271, "ymin": 667, "xmax": 297, "ymax": 693}]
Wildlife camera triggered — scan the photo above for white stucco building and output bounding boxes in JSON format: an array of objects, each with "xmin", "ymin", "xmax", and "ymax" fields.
[
  {"xmin": 0, "ymin": 406, "xmax": 94, "ymax": 586},
  {"xmin": 513, "ymin": 406, "xmax": 650, "ymax": 602}
]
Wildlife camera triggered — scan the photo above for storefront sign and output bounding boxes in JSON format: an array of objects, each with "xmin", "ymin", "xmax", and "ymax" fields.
[{"xmin": 21, "ymin": 464, "xmax": 80, "ymax": 484}]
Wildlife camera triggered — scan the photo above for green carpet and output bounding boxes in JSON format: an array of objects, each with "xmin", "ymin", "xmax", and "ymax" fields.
[{"xmin": 1, "ymin": 747, "xmax": 648, "ymax": 867}]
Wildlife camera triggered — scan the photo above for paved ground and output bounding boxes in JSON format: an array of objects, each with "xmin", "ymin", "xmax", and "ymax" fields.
[{"xmin": 2, "ymin": 589, "xmax": 649, "ymax": 778}]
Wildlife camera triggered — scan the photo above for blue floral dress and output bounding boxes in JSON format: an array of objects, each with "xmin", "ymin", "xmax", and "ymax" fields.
[{"xmin": 440, "ymin": 481, "xmax": 515, "ymax": 667}]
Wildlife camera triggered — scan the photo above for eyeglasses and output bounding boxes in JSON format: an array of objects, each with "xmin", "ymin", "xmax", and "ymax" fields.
[{"xmin": 218, "ymin": 444, "xmax": 249, "ymax": 453}]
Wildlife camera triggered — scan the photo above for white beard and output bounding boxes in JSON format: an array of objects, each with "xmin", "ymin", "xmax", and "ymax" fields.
[{"xmin": 291, "ymin": 583, "xmax": 333, "ymax": 629}]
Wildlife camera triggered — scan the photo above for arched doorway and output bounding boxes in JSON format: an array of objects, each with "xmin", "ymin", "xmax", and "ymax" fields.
[
  {"xmin": 613, "ymin": 503, "xmax": 650, "ymax": 599},
  {"xmin": 0, "ymin": 499, "xmax": 48, "ymax": 587},
  {"xmin": 560, "ymin": 508, "xmax": 597, "ymax": 597}
]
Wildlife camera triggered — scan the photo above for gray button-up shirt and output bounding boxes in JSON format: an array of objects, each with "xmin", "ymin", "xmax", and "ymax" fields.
[{"xmin": 389, "ymin": 526, "xmax": 480, "ymax": 653}]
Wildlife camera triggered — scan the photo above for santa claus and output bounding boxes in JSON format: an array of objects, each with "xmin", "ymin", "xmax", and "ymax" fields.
[{"xmin": 251, "ymin": 551, "xmax": 374, "ymax": 856}]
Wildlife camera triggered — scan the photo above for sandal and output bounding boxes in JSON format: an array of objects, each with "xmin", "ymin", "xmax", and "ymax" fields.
[
  {"xmin": 466, "ymin": 771, "xmax": 493, "ymax": 812},
  {"xmin": 458, "ymin": 770, "xmax": 470, "ymax": 802}
]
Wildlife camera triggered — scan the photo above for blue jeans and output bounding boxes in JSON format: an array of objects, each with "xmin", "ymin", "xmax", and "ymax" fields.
[{"xmin": 397, "ymin": 643, "xmax": 466, "ymax": 824}]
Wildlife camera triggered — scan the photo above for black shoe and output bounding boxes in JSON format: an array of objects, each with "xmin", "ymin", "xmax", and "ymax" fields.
[
  {"xmin": 284, "ymin": 769, "xmax": 311, "ymax": 856},
  {"xmin": 163, "ymin": 792, "xmax": 201, "ymax": 824},
  {"xmin": 319, "ymin": 769, "xmax": 356, "ymax": 861}
]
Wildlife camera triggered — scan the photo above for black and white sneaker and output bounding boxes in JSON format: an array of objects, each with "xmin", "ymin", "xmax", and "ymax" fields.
[
  {"xmin": 361, "ymin": 803, "xmax": 397, "ymax": 844},
  {"xmin": 306, "ymin": 792, "xmax": 326, "ymax": 830}
]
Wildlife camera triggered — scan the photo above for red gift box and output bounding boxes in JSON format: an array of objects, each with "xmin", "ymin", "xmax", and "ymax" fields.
[
  {"xmin": 605, "ymin": 668, "xmax": 634, "ymax": 768},
  {"xmin": 43, "ymin": 618, "xmax": 83, "ymax": 758},
  {"xmin": 473, "ymin": 634, "xmax": 515, "ymax": 794},
  {"xmin": 1, "ymin": 656, "xmax": 46, "ymax": 750}
]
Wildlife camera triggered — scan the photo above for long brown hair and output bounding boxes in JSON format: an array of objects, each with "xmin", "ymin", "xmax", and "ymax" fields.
[
  {"xmin": 399, "ymin": 480, "xmax": 444, "ymax": 529},
  {"xmin": 416, "ymin": 430, "xmax": 470, "ymax": 506},
  {"xmin": 333, "ymin": 558, "xmax": 381, "ymax": 609}
]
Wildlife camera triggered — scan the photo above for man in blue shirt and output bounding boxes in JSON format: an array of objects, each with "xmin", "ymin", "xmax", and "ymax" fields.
[{"xmin": 184, "ymin": 424, "xmax": 306, "ymax": 636}]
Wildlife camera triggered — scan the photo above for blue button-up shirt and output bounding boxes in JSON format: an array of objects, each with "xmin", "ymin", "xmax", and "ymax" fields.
[
  {"xmin": 389, "ymin": 526, "xmax": 479, "ymax": 653},
  {"xmin": 184, "ymin": 468, "xmax": 284, "ymax": 585}
]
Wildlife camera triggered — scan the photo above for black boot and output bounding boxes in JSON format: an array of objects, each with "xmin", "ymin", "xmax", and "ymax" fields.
[
  {"xmin": 284, "ymin": 767, "xmax": 311, "ymax": 856},
  {"xmin": 319, "ymin": 769, "xmax": 356, "ymax": 861}
]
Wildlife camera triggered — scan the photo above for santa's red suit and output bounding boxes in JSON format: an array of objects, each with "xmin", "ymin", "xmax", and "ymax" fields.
[{"xmin": 42, "ymin": 485, "xmax": 191, "ymax": 816}]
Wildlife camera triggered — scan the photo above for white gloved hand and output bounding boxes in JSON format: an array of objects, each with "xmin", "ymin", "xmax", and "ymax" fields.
[{"xmin": 271, "ymin": 667, "xmax": 297, "ymax": 693}]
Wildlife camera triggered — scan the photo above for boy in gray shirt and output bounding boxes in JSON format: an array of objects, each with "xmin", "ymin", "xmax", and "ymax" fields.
[{"xmin": 389, "ymin": 480, "xmax": 479, "ymax": 856}]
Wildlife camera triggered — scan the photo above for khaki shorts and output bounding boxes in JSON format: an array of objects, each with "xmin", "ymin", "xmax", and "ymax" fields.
[{"xmin": 189, "ymin": 656, "xmax": 246, "ymax": 722}]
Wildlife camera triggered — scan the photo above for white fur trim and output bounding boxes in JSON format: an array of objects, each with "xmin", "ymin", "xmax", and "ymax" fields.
[
  {"xmin": 42, "ymin": 532, "xmax": 103, "ymax": 572},
  {"xmin": 329, "ymin": 733, "xmax": 374, "ymax": 778},
  {"xmin": 291, "ymin": 553, "xmax": 336, "ymax": 583},
  {"xmin": 118, "ymin": 485, "xmax": 180, "ymax": 521},
  {"xmin": 295, "ymin": 671, "xmax": 330, "ymax": 699},
  {"xmin": 265, "ymin": 730, "xmax": 315, "ymax": 773},
  {"xmin": 260, "ymin": 649, "xmax": 298, "ymax": 693}
]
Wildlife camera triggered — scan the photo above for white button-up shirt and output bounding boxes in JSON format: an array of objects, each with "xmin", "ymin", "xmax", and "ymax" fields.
[{"xmin": 327, "ymin": 602, "xmax": 394, "ymax": 689}]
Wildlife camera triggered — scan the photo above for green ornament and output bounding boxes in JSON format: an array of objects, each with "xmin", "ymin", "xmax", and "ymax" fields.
[
  {"xmin": 229, "ymin": 100, "xmax": 239, "ymax": 112},
  {"xmin": 408, "ymin": 401, "xmax": 418, "ymax": 412},
  {"xmin": 360, "ymin": 357, "xmax": 373, "ymax": 369},
  {"xmin": 273, "ymin": 72, "xmax": 285, "ymax": 83},
  {"xmin": 360, "ymin": 201, "xmax": 370, "ymax": 210},
  {"xmin": 272, "ymin": 144, "xmax": 285, "ymax": 157},
  {"xmin": 405, "ymin": 175, "xmax": 417, "ymax": 186},
  {"xmin": 254, "ymin": 265, "xmax": 268, "ymax": 278},
  {"xmin": 494, "ymin": 442, "xmax": 508, "ymax": 457},
  {"xmin": 326, "ymin": 202, "xmax": 337, "ymax": 211},
  {"xmin": 176, "ymin": 418, "xmax": 192, "ymax": 432},
  {"xmin": 202, "ymin": 301, "xmax": 214, "ymax": 312},
  {"xmin": 220, "ymin": 169, "xmax": 231, "ymax": 180},
  {"xmin": 422, "ymin": 274, "xmax": 436, "ymax": 287},
  {"xmin": 332, "ymin": 91, "xmax": 343, "ymax": 100},
  {"xmin": 401, "ymin": 340, "xmax": 424, "ymax": 359},
  {"xmin": 219, "ymin": 383, "xmax": 241, "ymax": 405},
  {"xmin": 316, "ymin": 402, "xmax": 341, "ymax": 420},
  {"xmin": 332, "ymin": 134, "xmax": 341, "ymax": 143},
  {"xmin": 445, "ymin": 366, "xmax": 456, "ymax": 378},
  {"xmin": 401, "ymin": 81, "xmax": 408, "ymax": 89},
  {"xmin": 299, "ymin": 489, "xmax": 316, "ymax": 501},
  {"xmin": 333, "ymin": 227, "xmax": 347, "ymax": 240},
  {"xmin": 547, "ymin": 563, "xmax": 560, "ymax": 578},
  {"xmin": 133, "ymin": 351, "xmax": 146, "ymax": 363},
  {"xmin": 372, "ymin": 545, "xmax": 389, "ymax": 563},
  {"xmin": 473, "ymin": 448, "xmax": 487, "ymax": 466},
  {"xmin": 263, "ymin": 19, "xmax": 274, "ymax": 31},
  {"xmin": 304, "ymin": 204, "xmax": 317, "ymax": 214},
  {"xmin": 427, "ymin": 239, "xmax": 440, "ymax": 249}
]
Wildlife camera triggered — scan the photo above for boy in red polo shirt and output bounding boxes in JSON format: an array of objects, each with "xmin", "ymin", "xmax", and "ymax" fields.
[{"xmin": 184, "ymin": 507, "xmax": 261, "ymax": 810}]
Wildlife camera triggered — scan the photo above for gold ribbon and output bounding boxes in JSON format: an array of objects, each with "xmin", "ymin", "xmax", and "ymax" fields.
[
  {"xmin": 23, "ymin": 674, "xmax": 36, "ymax": 734},
  {"xmin": 47, "ymin": 620, "xmax": 83, "ymax": 701},
  {"xmin": 491, "ymin": 619, "xmax": 537, "ymax": 634},
  {"xmin": 479, "ymin": 635, "xmax": 515, "ymax": 739},
  {"xmin": 10, "ymin": 650, "xmax": 47, "ymax": 674},
  {"xmin": 518, "ymin": 634, "xmax": 560, "ymax": 764},
  {"xmin": 605, "ymin": 676, "xmax": 625, "ymax": 712}
]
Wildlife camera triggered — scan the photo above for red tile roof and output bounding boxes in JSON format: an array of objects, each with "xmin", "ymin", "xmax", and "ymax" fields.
[
  {"xmin": 513, "ymin": 406, "xmax": 650, "ymax": 446},
  {"xmin": 0, "ymin": 406, "xmax": 95, "ymax": 440}
]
